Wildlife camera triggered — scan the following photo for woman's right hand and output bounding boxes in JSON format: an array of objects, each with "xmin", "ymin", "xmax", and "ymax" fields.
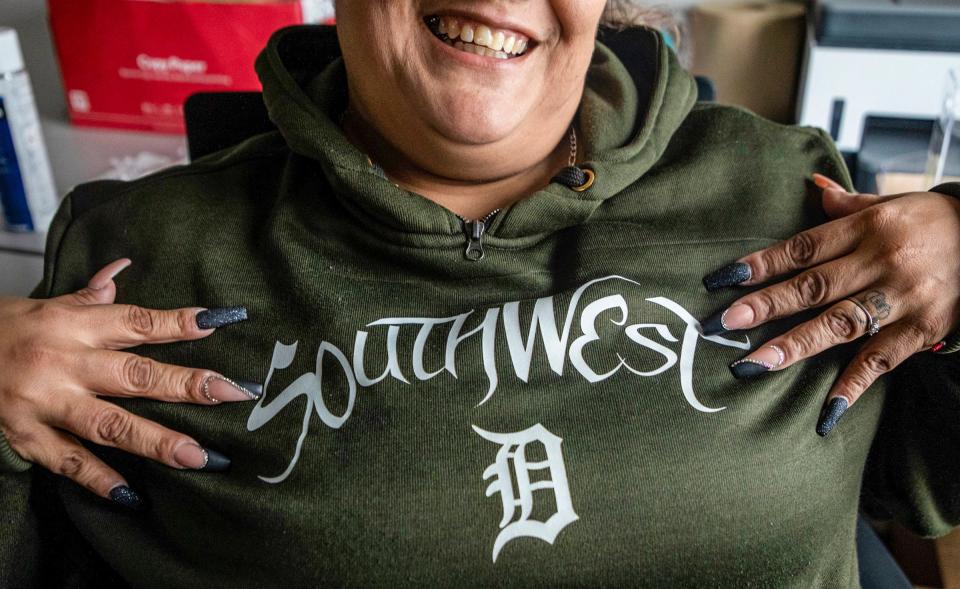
[{"xmin": 0, "ymin": 259, "xmax": 258, "ymax": 509}]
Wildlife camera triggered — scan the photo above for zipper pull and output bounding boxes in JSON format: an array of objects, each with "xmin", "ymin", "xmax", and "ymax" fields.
[
  {"xmin": 459, "ymin": 209, "xmax": 499, "ymax": 262},
  {"xmin": 463, "ymin": 219, "xmax": 486, "ymax": 262}
]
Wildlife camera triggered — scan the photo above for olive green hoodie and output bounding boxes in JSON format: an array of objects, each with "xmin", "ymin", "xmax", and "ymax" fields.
[{"xmin": 1, "ymin": 25, "xmax": 959, "ymax": 588}]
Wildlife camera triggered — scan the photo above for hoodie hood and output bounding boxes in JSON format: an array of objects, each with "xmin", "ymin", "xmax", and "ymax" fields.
[{"xmin": 255, "ymin": 25, "xmax": 697, "ymax": 240}]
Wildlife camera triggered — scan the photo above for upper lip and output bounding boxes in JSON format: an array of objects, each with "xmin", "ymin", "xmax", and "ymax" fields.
[{"xmin": 427, "ymin": 7, "xmax": 542, "ymax": 43}]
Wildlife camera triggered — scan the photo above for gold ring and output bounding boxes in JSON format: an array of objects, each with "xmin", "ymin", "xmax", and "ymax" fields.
[{"xmin": 572, "ymin": 168, "xmax": 595, "ymax": 192}]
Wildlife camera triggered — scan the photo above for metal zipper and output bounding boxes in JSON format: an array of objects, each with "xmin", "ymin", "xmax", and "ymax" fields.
[{"xmin": 457, "ymin": 209, "xmax": 501, "ymax": 262}]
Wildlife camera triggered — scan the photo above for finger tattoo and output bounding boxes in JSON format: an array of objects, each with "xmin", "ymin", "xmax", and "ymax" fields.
[{"xmin": 864, "ymin": 290, "xmax": 892, "ymax": 320}]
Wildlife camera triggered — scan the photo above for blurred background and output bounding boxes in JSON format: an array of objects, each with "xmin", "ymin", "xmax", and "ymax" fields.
[{"xmin": 0, "ymin": 1, "xmax": 957, "ymax": 585}]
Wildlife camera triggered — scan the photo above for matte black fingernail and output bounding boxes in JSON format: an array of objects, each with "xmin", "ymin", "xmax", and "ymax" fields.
[
  {"xmin": 200, "ymin": 448, "xmax": 232, "ymax": 473},
  {"xmin": 196, "ymin": 307, "xmax": 248, "ymax": 330},
  {"xmin": 729, "ymin": 358, "xmax": 773, "ymax": 379},
  {"xmin": 701, "ymin": 308, "xmax": 730, "ymax": 336},
  {"xmin": 703, "ymin": 263, "xmax": 752, "ymax": 292},
  {"xmin": 234, "ymin": 380, "xmax": 264, "ymax": 400},
  {"xmin": 109, "ymin": 485, "xmax": 144, "ymax": 511},
  {"xmin": 817, "ymin": 397, "xmax": 849, "ymax": 437}
]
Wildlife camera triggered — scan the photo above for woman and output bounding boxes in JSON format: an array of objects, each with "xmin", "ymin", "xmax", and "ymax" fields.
[{"xmin": 1, "ymin": 0, "xmax": 959, "ymax": 586}]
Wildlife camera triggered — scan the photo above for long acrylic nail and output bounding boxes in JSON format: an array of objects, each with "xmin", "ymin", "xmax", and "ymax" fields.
[
  {"xmin": 812, "ymin": 173, "xmax": 846, "ymax": 192},
  {"xmin": 202, "ymin": 449, "xmax": 231, "ymax": 472},
  {"xmin": 109, "ymin": 485, "xmax": 144, "ymax": 511},
  {"xmin": 174, "ymin": 443, "xmax": 231, "ymax": 472},
  {"xmin": 703, "ymin": 263, "xmax": 752, "ymax": 292},
  {"xmin": 812, "ymin": 173, "xmax": 832, "ymax": 190},
  {"xmin": 89, "ymin": 259, "xmax": 132, "ymax": 290},
  {"xmin": 196, "ymin": 307, "xmax": 248, "ymax": 330},
  {"xmin": 817, "ymin": 397, "xmax": 849, "ymax": 437},
  {"xmin": 701, "ymin": 309, "xmax": 726, "ymax": 336},
  {"xmin": 729, "ymin": 345, "xmax": 785, "ymax": 379},
  {"xmin": 702, "ymin": 304, "xmax": 755, "ymax": 336},
  {"xmin": 203, "ymin": 376, "xmax": 262, "ymax": 403}
]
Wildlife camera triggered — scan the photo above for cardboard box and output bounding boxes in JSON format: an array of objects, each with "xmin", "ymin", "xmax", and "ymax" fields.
[
  {"xmin": 876, "ymin": 172, "xmax": 960, "ymax": 195},
  {"xmin": 47, "ymin": 0, "xmax": 334, "ymax": 133}
]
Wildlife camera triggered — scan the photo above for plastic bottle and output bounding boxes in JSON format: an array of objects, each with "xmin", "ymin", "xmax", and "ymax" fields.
[{"xmin": 0, "ymin": 27, "xmax": 58, "ymax": 233}]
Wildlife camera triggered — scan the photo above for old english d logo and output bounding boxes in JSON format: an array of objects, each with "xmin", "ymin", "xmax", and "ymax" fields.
[{"xmin": 473, "ymin": 424, "xmax": 579, "ymax": 562}]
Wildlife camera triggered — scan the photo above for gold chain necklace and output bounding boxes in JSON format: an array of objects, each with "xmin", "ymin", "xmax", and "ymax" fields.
[{"xmin": 568, "ymin": 126, "xmax": 578, "ymax": 167}]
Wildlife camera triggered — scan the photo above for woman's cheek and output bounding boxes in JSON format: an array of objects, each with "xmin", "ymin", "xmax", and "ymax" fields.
[{"xmin": 552, "ymin": 0, "xmax": 607, "ymax": 38}]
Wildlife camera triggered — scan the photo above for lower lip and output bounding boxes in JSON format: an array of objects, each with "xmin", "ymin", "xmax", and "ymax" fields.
[{"xmin": 426, "ymin": 28, "xmax": 531, "ymax": 69}]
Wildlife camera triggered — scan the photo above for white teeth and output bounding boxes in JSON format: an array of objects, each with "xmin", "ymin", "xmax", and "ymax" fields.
[
  {"xmin": 435, "ymin": 16, "xmax": 529, "ymax": 59},
  {"xmin": 445, "ymin": 38, "xmax": 511, "ymax": 60},
  {"xmin": 474, "ymin": 25, "xmax": 493, "ymax": 48}
]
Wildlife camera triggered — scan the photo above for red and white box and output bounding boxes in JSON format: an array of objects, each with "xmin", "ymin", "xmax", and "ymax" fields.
[{"xmin": 47, "ymin": 0, "xmax": 334, "ymax": 133}]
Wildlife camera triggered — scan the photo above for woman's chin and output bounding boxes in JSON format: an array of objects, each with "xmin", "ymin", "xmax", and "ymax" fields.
[
  {"xmin": 436, "ymin": 128, "xmax": 514, "ymax": 147},
  {"xmin": 427, "ymin": 111, "xmax": 526, "ymax": 147}
]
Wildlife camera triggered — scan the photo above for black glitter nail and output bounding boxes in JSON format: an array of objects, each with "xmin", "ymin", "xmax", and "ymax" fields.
[
  {"xmin": 701, "ymin": 308, "xmax": 730, "ymax": 336},
  {"xmin": 233, "ymin": 380, "xmax": 264, "ymax": 400},
  {"xmin": 729, "ymin": 358, "xmax": 773, "ymax": 379},
  {"xmin": 816, "ymin": 397, "xmax": 849, "ymax": 437},
  {"xmin": 703, "ymin": 263, "xmax": 752, "ymax": 292},
  {"xmin": 200, "ymin": 449, "xmax": 232, "ymax": 473},
  {"xmin": 109, "ymin": 485, "xmax": 144, "ymax": 511},
  {"xmin": 196, "ymin": 307, "xmax": 248, "ymax": 330}
]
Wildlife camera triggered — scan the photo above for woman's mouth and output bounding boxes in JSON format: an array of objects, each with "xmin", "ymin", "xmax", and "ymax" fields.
[{"xmin": 425, "ymin": 16, "xmax": 530, "ymax": 60}]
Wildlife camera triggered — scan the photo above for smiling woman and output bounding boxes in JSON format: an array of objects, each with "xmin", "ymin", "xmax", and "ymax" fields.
[
  {"xmin": 0, "ymin": 0, "xmax": 960, "ymax": 587},
  {"xmin": 333, "ymin": 0, "xmax": 604, "ymax": 219}
]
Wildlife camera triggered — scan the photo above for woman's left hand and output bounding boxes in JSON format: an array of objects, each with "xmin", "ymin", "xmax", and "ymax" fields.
[{"xmin": 700, "ymin": 174, "xmax": 960, "ymax": 436}]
